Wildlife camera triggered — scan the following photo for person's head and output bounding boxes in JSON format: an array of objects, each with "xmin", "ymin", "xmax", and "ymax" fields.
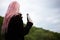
[
  {"xmin": 2, "ymin": 1, "xmax": 20, "ymax": 33},
  {"xmin": 6, "ymin": 1, "xmax": 20, "ymax": 17}
]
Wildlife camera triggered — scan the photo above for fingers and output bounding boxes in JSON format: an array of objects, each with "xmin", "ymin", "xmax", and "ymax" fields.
[
  {"xmin": 27, "ymin": 13, "xmax": 29, "ymax": 15},
  {"xmin": 27, "ymin": 13, "xmax": 33, "ymax": 23}
]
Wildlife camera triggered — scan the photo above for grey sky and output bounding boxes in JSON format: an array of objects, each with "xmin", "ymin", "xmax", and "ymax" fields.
[{"xmin": 0, "ymin": 0, "xmax": 60, "ymax": 33}]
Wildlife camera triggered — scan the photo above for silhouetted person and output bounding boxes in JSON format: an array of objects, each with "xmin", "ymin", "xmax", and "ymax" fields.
[
  {"xmin": 5, "ymin": 13, "xmax": 33, "ymax": 40},
  {"xmin": 1, "ymin": 1, "xmax": 33, "ymax": 40}
]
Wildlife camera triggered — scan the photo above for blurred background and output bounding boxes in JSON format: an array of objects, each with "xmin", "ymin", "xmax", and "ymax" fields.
[{"xmin": 0, "ymin": 0, "xmax": 60, "ymax": 40}]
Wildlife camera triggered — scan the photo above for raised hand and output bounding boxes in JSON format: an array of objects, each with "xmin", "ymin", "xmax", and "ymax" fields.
[{"xmin": 27, "ymin": 13, "xmax": 32, "ymax": 23}]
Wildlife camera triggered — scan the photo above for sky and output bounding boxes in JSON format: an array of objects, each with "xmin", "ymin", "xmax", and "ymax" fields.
[{"xmin": 0, "ymin": 0, "xmax": 60, "ymax": 33}]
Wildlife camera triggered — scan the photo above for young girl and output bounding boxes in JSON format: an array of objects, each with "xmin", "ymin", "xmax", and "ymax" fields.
[{"xmin": 2, "ymin": 1, "xmax": 33, "ymax": 40}]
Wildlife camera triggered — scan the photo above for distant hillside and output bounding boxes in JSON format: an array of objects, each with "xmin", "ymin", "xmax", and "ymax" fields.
[
  {"xmin": 25, "ymin": 27, "xmax": 60, "ymax": 40},
  {"xmin": 0, "ymin": 16, "xmax": 60, "ymax": 40},
  {"xmin": 0, "ymin": 16, "xmax": 3, "ymax": 28}
]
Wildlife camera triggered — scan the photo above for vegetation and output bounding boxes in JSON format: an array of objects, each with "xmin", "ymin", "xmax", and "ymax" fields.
[
  {"xmin": 0, "ymin": 16, "xmax": 60, "ymax": 40},
  {"xmin": 25, "ymin": 27, "xmax": 60, "ymax": 40}
]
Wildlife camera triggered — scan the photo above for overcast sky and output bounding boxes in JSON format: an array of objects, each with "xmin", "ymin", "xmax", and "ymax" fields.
[{"xmin": 0, "ymin": 0, "xmax": 60, "ymax": 33}]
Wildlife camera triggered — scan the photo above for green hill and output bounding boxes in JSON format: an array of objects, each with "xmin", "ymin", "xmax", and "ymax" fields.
[
  {"xmin": 0, "ymin": 16, "xmax": 60, "ymax": 40},
  {"xmin": 25, "ymin": 27, "xmax": 60, "ymax": 40}
]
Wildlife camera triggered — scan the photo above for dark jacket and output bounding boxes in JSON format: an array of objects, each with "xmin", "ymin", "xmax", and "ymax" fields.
[{"xmin": 5, "ymin": 14, "xmax": 33, "ymax": 40}]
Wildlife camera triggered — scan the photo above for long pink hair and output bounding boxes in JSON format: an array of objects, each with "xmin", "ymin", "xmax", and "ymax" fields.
[{"xmin": 2, "ymin": 1, "xmax": 20, "ymax": 33}]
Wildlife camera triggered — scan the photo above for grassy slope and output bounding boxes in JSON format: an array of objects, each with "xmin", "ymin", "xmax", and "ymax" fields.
[
  {"xmin": 25, "ymin": 27, "xmax": 60, "ymax": 40},
  {"xmin": 0, "ymin": 16, "xmax": 60, "ymax": 40}
]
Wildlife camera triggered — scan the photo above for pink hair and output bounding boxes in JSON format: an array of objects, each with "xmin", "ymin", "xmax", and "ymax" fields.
[{"xmin": 2, "ymin": 1, "xmax": 20, "ymax": 33}]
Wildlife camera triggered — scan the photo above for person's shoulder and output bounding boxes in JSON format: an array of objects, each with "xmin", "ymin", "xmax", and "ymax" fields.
[
  {"xmin": 15, "ymin": 13, "xmax": 22, "ymax": 17},
  {"xmin": 14, "ymin": 13, "xmax": 22, "ymax": 19},
  {"xmin": 10, "ymin": 13, "xmax": 22, "ymax": 20}
]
